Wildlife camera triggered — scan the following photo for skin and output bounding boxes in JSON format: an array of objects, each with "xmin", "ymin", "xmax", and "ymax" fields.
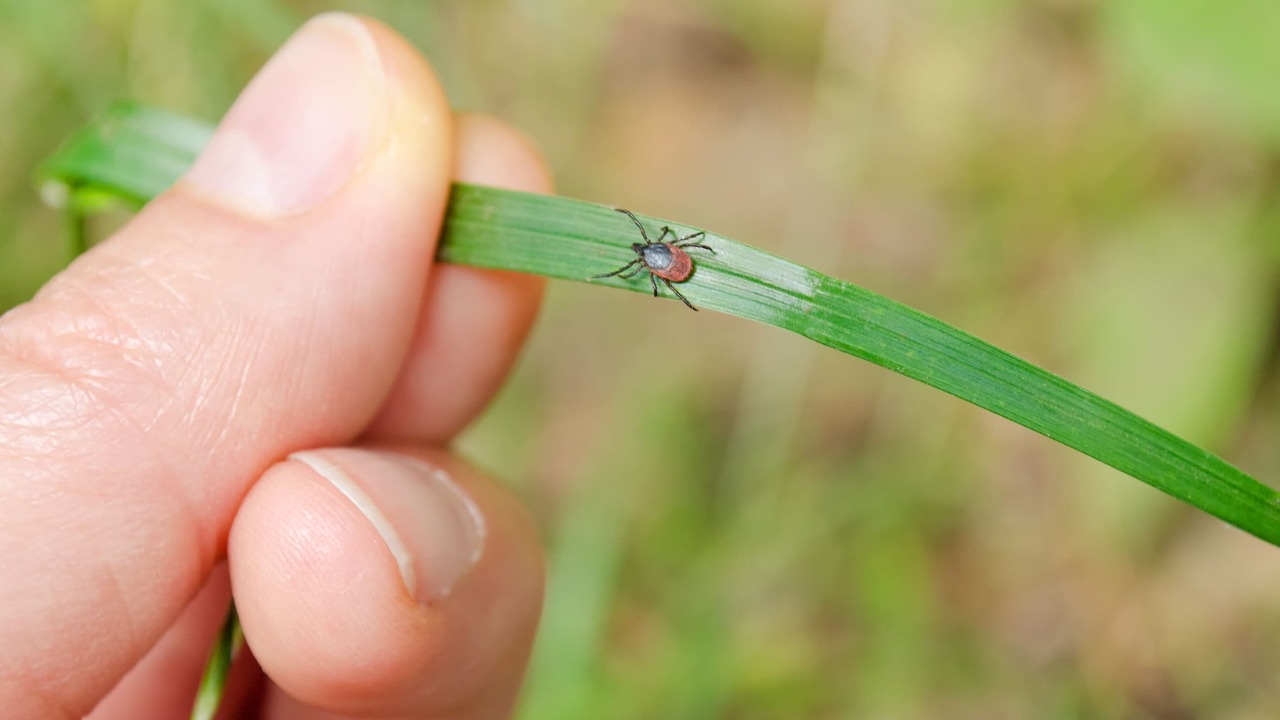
[{"xmin": 0, "ymin": 14, "xmax": 546, "ymax": 720}]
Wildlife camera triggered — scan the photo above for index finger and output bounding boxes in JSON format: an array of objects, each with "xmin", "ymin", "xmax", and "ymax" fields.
[{"xmin": 362, "ymin": 113, "xmax": 552, "ymax": 443}]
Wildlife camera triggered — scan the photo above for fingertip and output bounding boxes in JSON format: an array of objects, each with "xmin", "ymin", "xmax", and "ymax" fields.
[
  {"xmin": 454, "ymin": 113, "xmax": 555, "ymax": 193},
  {"xmin": 452, "ymin": 111, "xmax": 552, "ymax": 325},
  {"xmin": 452, "ymin": 112, "xmax": 552, "ymax": 315},
  {"xmin": 365, "ymin": 113, "xmax": 552, "ymax": 442},
  {"xmin": 229, "ymin": 457, "xmax": 422, "ymax": 708},
  {"xmin": 229, "ymin": 448, "xmax": 543, "ymax": 717}
]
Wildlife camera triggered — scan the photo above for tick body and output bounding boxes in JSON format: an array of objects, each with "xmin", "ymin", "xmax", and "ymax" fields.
[{"xmin": 592, "ymin": 209, "xmax": 715, "ymax": 311}]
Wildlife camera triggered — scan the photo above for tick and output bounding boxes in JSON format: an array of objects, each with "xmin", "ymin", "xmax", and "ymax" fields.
[{"xmin": 591, "ymin": 208, "xmax": 715, "ymax": 311}]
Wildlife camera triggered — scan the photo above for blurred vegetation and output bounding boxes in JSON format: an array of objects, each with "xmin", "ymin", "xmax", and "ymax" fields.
[{"xmin": 5, "ymin": 0, "xmax": 1280, "ymax": 717}]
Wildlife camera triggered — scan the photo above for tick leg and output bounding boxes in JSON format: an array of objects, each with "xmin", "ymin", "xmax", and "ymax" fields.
[
  {"xmin": 650, "ymin": 273, "xmax": 660, "ymax": 297},
  {"xmin": 662, "ymin": 278, "xmax": 699, "ymax": 311},
  {"xmin": 616, "ymin": 208, "xmax": 653, "ymax": 244},
  {"xmin": 679, "ymin": 242, "xmax": 716, "ymax": 254},
  {"xmin": 619, "ymin": 265, "xmax": 648, "ymax": 279},
  {"xmin": 677, "ymin": 232, "xmax": 715, "ymax": 254},
  {"xmin": 591, "ymin": 259, "xmax": 641, "ymax": 279}
]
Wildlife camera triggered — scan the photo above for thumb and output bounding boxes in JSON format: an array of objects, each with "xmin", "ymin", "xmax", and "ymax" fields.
[{"xmin": 0, "ymin": 14, "xmax": 450, "ymax": 716}]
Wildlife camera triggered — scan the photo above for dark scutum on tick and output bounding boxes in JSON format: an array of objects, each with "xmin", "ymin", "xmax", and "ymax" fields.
[{"xmin": 591, "ymin": 208, "xmax": 715, "ymax": 311}]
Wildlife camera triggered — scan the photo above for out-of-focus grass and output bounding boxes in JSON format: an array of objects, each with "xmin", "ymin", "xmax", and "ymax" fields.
[{"xmin": 5, "ymin": 1, "xmax": 1280, "ymax": 717}]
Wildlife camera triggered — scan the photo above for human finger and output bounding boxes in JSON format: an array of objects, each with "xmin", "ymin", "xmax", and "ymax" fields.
[
  {"xmin": 0, "ymin": 14, "xmax": 451, "ymax": 716},
  {"xmin": 229, "ymin": 447, "xmax": 543, "ymax": 719},
  {"xmin": 364, "ymin": 113, "xmax": 551, "ymax": 443}
]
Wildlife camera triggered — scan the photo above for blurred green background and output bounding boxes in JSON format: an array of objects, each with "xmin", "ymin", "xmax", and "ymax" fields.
[{"xmin": 5, "ymin": 0, "xmax": 1280, "ymax": 717}]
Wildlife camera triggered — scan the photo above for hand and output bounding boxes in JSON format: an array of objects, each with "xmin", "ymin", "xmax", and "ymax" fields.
[{"xmin": 0, "ymin": 14, "xmax": 546, "ymax": 719}]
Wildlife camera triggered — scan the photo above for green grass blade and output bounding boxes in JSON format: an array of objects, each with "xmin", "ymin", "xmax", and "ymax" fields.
[
  {"xmin": 444, "ymin": 186, "xmax": 1280, "ymax": 543},
  {"xmin": 190, "ymin": 603, "xmax": 243, "ymax": 720},
  {"xmin": 38, "ymin": 100, "xmax": 212, "ymax": 210},
  {"xmin": 38, "ymin": 101, "xmax": 1280, "ymax": 546}
]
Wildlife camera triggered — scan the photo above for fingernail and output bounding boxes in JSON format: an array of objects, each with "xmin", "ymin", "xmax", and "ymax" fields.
[
  {"xmin": 290, "ymin": 449, "xmax": 486, "ymax": 603},
  {"xmin": 185, "ymin": 13, "xmax": 388, "ymax": 216}
]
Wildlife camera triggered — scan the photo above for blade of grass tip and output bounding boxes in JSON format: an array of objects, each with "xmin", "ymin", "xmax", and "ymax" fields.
[
  {"xmin": 39, "ymin": 101, "xmax": 1280, "ymax": 550},
  {"xmin": 190, "ymin": 604, "xmax": 243, "ymax": 720}
]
